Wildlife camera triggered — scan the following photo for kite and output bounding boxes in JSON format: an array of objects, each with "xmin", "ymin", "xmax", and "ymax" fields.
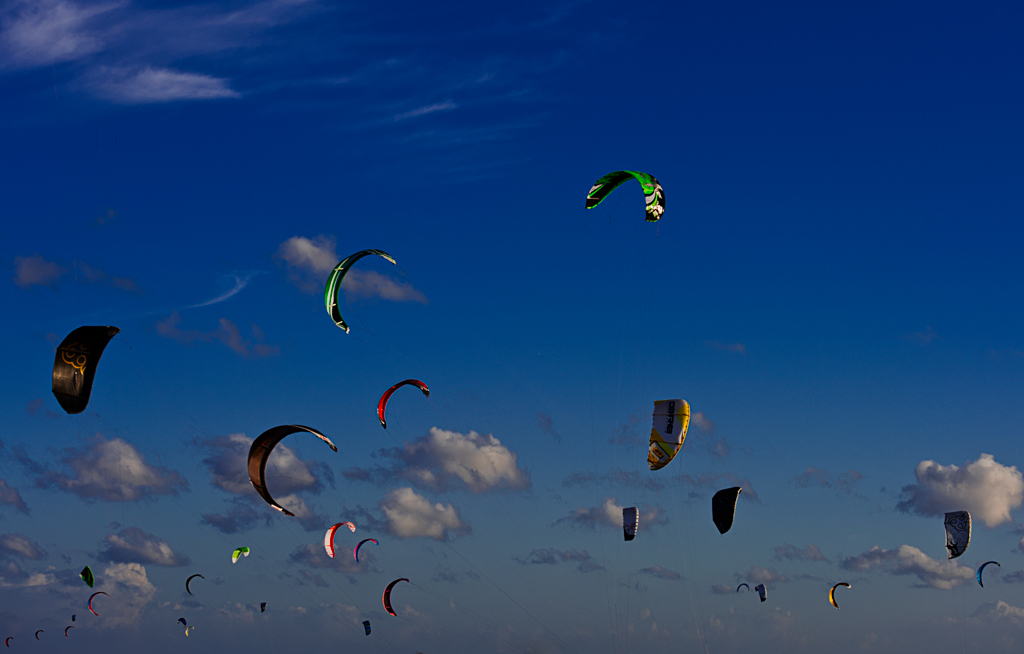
[
  {"xmin": 88, "ymin": 591, "xmax": 109, "ymax": 616},
  {"xmin": 325, "ymin": 522, "xmax": 357, "ymax": 558},
  {"xmin": 648, "ymin": 399, "xmax": 690, "ymax": 470},
  {"xmin": 185, "ymin": 626, "xmax": 194, "ymax": 637},
  {"xmin": 80, "ymin": 566, "xmax": 95, "ymax": 588},
  {"xmin": 377, "ymin": 379, "xmax": 430, "ymax": 429},
  {"xmin": 52, "ymin": 326, "xmax": 120, "ymax": 414},
  {"xmin": 64, "ymin": 627, "xmax": 75, "ymax": 639},
  {"xmin": 232, "ymin": 547, "xmax": 250, "ymax": 563},
  {"xmin": 585, "ymin": 171, "xmax": 665, "ymax": 223},
  {"xmin": 248, "ymin": 425, "xmax": 337, "ymax": 516},
  {"xmin": 736, "ymin": 583, "xmax": 749, "ymax": 592},
  {"xmin": 944, "ymin": 511, "xmax": 971, "ymax": 559},
  {"xmin": 177, "ymin": 619, "xmax": 187, "ymax": 627},
  {"xmin": 755, "ymin": 584, "xmax": 767, "ymax": 602},
  {"xmin": 977, "ymin": 561, "xmax": 1001, "ymax": 587},
  {"xmin": 363, "ymin": 620, "xmax": 371, "ymax": 635},
  {"xmin": 34, "ymin": 632, "xmax": 42, "ymax": 641},
  {"xmin": 324, "ymin": 249, "xmax": 397, "ymax": 333},
  {"xmin": 622, "ymin": 507, "xmax": 639, "ymax": 541},
  {"xmin": 186, "ymin": 574, "xmax": 204, "ymax": 595},
  {"xmin": 261, "ymin": 603, "xmax": 267, "ymax": 613},
  {"xmin": 829, "ymin": 582, "xmax": 851, "ymax": 609},
  {"xmin": 355, "ymin": 538, "xmax": 378, "ymax": 562},
  {"xmin": 71, "ymin": 615, "xmax": 76, "ymax": 622},
  {"xmin": 712, "ymin": 487, "xmax": 742, "ymax": 534},
  {"xmin": 383, "ymin": 578, "xmax": 409, "ymax": 616},
  {"xmin": 5, "ymin": 637, "xmax": 11, "ymax": 647}
]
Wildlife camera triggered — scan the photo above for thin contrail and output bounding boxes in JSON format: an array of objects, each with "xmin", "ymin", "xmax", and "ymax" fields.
[{"xmin": 189, "ymin": 273, "xmax": 255, "ymax": 308}]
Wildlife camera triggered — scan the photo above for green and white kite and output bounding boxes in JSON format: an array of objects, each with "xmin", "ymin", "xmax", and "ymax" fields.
[
  {"xmin": 585, "ymin": 171, "xmax": 665, "ymax": 222},
  {"xmin": 324, "ymin": 249, "xmax": 396, "ymax": 333}
]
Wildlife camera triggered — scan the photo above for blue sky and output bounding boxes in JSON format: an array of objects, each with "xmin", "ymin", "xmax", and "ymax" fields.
[{"xmin": 2, "ymin": 0, "xmax": 1024, "ymax": 652}]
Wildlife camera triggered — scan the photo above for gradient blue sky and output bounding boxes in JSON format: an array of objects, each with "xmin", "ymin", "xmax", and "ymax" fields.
[{"xmin": 3, "ymin": 1, "xmax": 1024, "ymax": 652}]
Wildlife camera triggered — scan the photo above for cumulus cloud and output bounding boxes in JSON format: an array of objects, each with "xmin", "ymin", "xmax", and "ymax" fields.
[
  {"xmin": 376, "ymin": 428, "xmax": 529, "ymax": 493},
  {"xmin": 95, "ymin": 563, "xmax": 157, "ymax": 627},
  {"xmin": 13, "ymin": 254, "xmax": 65, "ymax": 288},
  {"xmin": 552, "ymin": 497, "xmax": 666, "ymax": 533},
  {"xmin": 639, "ymin": 565, "xmax": 682, "ymax": 581},
  {"xmin": 275, "ymin": 235, "xmax": 427, "ymax": 303},
  {"xmin": 0, "ymin": 533, "xmax": 46, "ymax": 560},
  {"xmin": 0, "ymin": 480, "xmax": 29, "ymax": 515},
  {"xmin": 742, "ymin": 566, "xmax": 788, "ymax": 585},
  {"xmin": 772, "ymin": 543, "xmax": 829, "ymax": 562},
  {"xmin": 840, "ymin": 544, "xmax": 974, "ymax": 589},
  {"xmin": 380, "ymin": 487, "xmax": 468, "ymax": 541},
  {"xmin": 896, "ymin": 454, "xmax": 1024, "ymax": 527},
  {"xmin": 792, "ymin": 467, "xmax": 865, "ymax": 497},
  {"xmin": 0, "ymin": 0, "xmax": 114, "ymax": 68},
  {"xmin": 156, "ymin": 312, "xmax": 280, "ymax": 358},
  {"xmin": 98, "ymin": 527, "xmax": 189, "ymax": 566},
  {"xmin": 971, "ymin": 601, "xmax": 1024, "ymax": 623},
  {"xmin": 513, "ymin": 548, "xmax": 603, "ymax": 573},
  {"xmin": 88, "ymin": 66, "xmax": 239, "ymax": 103},
  {"xmin": 21, "ymin": 434, "xmax": 186, "ymax": 502}
]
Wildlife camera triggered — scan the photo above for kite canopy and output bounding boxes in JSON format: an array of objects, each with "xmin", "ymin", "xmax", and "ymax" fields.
[
  {"xmin": 829, "ymin": 582, "xmax": 851, "ymax": 609},
  {"xmin": 736, "ymin": 583, "xmax": 749, "ymax": 592},
  {"xmin": 247, "ymin": 425, "xmax": 337, "ymax": 516},
  {"xmin": 232, "ymin": 547, "xmax": 250, "ymax": 563},
  {"xmin": 944, "ymin": 511, "xmax": 971, "ymax": 559},
  {"xmin": 377, "ymin": 379, "xmax": 430, "ymax": 429},
  {"xmin": 622, "ymin": 507, "xmax": 639, "ymax": 542},
  {"xmin": 648, "ymin": 399, "xmax": 690, "ymax": 471},
  {"xmin": 64, "ymin": 627, "xmax": 75, "ymax": 639},
  {"xmin": 978, "ymin": 561, "xmax": 1001, "ymax": 587},
  {"xmin": 52, "ymin": 326, "xmax": 120, "ymax": 414},
  {"xmin": 383, "ymin": 578, "xmax": 409, "ymax": 616},
  {"xmin": 177, "ymin": 618, "xmax": 187, "ymax": 626},
  {"xmin": 185, "ymin": 626, "xmax": 194, "ymax": 636},
  {"xmin": 186, "ymin": 574, "xmax": 204, "ymax": 595},
  {"xmin": 4, "ymin": 637, "xmax": 11, "ymax": 647},
  {"xmin": 261, "ymin": 603, "xmax": 267, "ymax": 613},
  {"xmin": 363, "ymin": 620, "xmax": 371, "ymax": 636},
  {"xmin": 34, "ymin": 631, "xmax": 43, "ymax": 640},
  {"xmin": 80, "ymin": 566, "xmax": 95, "ymax": 588},
  {"xmin": 325, "ymin": 522, "xmax": 356, "ymax": 558},
  {"xmin": 711, "ymin": 487, "xmax": 742, "ymax": 535},
  {"xmin": 585, "ymin": 171, "xmax": 665, "ymax": 223},
  {"xmin": 324, "ymin": 249, "xmax": 396, "ymax": 333},
  {"xmin": 755, "ymin": 584, "xmax": 767, "ymax": 602},
  {"xmin": 88, "ymin": 591, "xmax": 109, "ymax": 616},
  {"xmin": 355, "ymin": 538, "xmax": 378, "ymax": 562}
]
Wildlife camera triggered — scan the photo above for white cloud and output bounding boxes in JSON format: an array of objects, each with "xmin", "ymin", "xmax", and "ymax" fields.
[
  {"xmin": 691, "ymin": 411, "xmax": 715, "ymax": 434},
  {"xmin": 840, "ymin": 544, "xmax": 974, "ymax": 590},
  {"xmin": 972, "ymin": 600, "xmax": 1024, "ymax": 623},
  {"xmin": 392, "ymin": 428, "xmax": 529, "ymax": 493},
  {"xmin": 0, "ymin": 0, "xmax": 115, "ymax": 68},
  {"xmin": 28, "ymin": 434, "xmax": 186, "ymax": 501},
  {"xmin": 274, "ymin": 235, "xmax": 427, "ymax": 303},
  {"xmin": 89, "ymin": 66, "xmax": 239, "ymax": 103},
  {"xmin": 98, "ymin": 527, "xmax": 189, "ymax": 566},
  {"xmin": 95, "ymin": 562, "xmax": 156, "ymax": 627},
  {"xmin": 380, "ymin": 487, "xmax": 468, "ymax": 541},
  {"xmin": 0, "ymin": 480, "xmax": 29, "ymax": 514},
  {"xmin": 744, "ymin": 566, "xmax": 788, "ymax": 584},
  {"xmin": 393, "ymin": 101, "xmax": 456, "ymax": 121},
  {"xmin": 12, "ymin": 254, "xmax": 65, "ymax": 288},
  {"xmin": 552, "ymin": 497, "xmax": 666, "ymax": 532},
  {"xmin": 896, "ymin": 453, "xmax": 1024, "ymax": 527}
]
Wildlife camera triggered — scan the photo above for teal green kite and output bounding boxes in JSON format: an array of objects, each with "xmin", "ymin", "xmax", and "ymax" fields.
[
  {"xmin": 585, "ymin": 171, "xmax": 665, "ymax": 222},
  {"xmin": 324, "ymin": 249, "xmax": 396, "ymax": 333}
]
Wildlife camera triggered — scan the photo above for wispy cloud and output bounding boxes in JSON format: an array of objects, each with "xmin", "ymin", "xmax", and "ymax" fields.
[
  {"xmin": 840, "ymin": 544, "xmax": 973, "ymax": 589},
  {"xmin": 706, "ymin": 340, "xmax": 746, "ymax": 354},
  {"xmin": 13, "ymin": 254, "xmax": 65, "ymax": 288},
  {"xmin": 87, "ymin": 66, "xmax": 239, "ymax": 104},
  {"xmin": 0, "ymin": 0, "xmax": 117, "ymax": 69},
  {"xmin": 393, "ymin": 101, "xmax": 456, "ymax": 121},
  {"xmin": 792, "ymin": 467, "xmax": 865, "ymax": 497},
  {"xmin": 189, "ymin": 273, "xmax": 257, "ymax": 308},
  {"xmin": 513, "ymin": 548, "xmax": 603, "ymax": 573}
]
